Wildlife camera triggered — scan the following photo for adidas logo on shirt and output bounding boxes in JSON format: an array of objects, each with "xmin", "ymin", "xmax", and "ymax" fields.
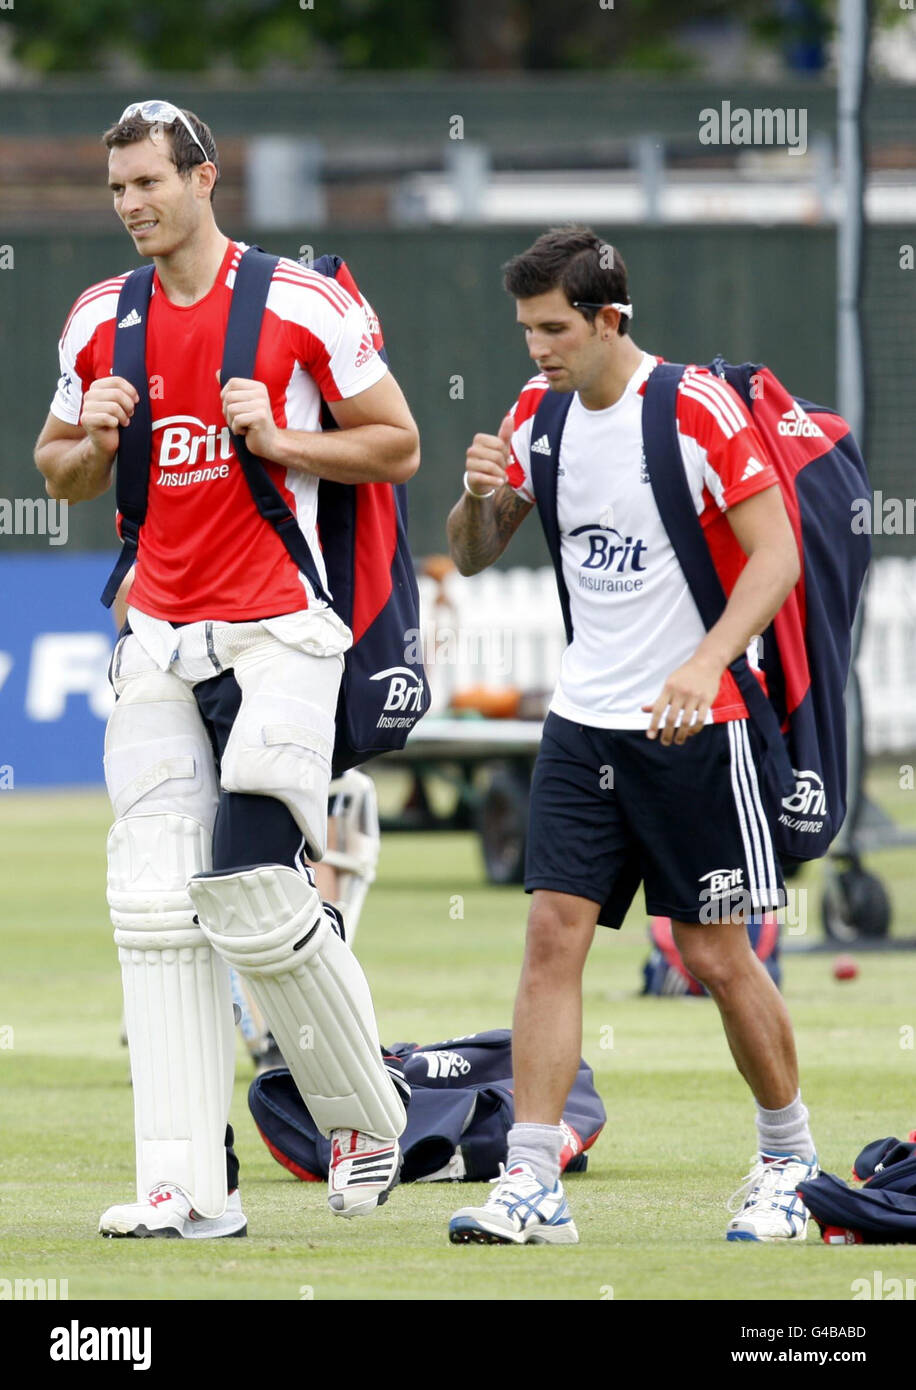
[
  {"xmin": 355, "ymin": 333, "xmax": 374, "ymax": 368},
  {"xmin": 740, "ymin": 456, "xmax": 765, "ymax": 481},
  {"xmin": 117, "ymin": 308, "xmax": 142, "ymax": 328},
  {"xmin": 777, "ymin": 404, "xmax": 823, "ymax": 438},
  {"xmin": 530, "ymin": 433, "xmax": 552, "ymax": 456}
]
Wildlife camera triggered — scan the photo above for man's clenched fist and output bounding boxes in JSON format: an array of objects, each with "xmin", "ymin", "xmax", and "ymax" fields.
[{"xmin": 464, "ymin": 413, "xmax": 514, "ymax": 497}]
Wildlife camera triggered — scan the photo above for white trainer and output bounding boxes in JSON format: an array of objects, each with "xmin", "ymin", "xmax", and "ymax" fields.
[
  {"xmin": 726, "ymin": 1152, "xmax": 818, "ymax": 1242},
  {"xmin": 449, "ymin": 1162, "xmax": 579, "ymax": 1245},
  {"xmin": 327, "ymin": 1130, "xmax": 402, "ymax": 1218},
  {"xmin": 99, "ymin": 1184, "xmax": 247, "ymax": 1239}
]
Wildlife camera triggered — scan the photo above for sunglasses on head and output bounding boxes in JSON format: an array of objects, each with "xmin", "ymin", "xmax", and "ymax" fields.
[{"xmin": 118, "ymin": 101, "xmax": 209, "ymax": 161}]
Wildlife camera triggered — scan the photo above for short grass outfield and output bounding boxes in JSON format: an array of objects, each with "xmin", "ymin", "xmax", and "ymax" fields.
[{"xmin": 1, "ymin": 760, "xmax": 915, "ymax": 1301}]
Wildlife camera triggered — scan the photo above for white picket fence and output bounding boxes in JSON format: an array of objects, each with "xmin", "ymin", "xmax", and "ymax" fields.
[
  {"xmin": 857, "ymin": 558, "xmax": 916, "ymax": 753},
  {"xmin": 416, "ymin": 557, "xmax": 916, "ymax": 754}
]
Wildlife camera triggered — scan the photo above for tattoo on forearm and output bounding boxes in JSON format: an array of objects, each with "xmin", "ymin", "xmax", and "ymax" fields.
[{"xmin": 447, "ymin": 486, "xmax": 532, "ymax": 574}]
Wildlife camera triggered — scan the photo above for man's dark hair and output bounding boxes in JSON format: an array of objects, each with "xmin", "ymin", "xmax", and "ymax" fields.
[
  {"xmin": 503, "ymin": 226, "xmax": 631, "ymax": 336},
  {"xmin": 102, "ymin": 108, "xmax": 220, "ymax": 201}
]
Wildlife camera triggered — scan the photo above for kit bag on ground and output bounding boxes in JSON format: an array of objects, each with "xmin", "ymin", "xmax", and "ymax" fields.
[
  {"xmin": 799, "ymin": 1135, "xmax": 916, "ymax": 1244},
  {"xmin": 642, "ymin": 913, "xmax": 781, "ymax": 997},
  {"xmin": 249, "ymin": 1028, "xmax": 607, "ymax": 1183}
]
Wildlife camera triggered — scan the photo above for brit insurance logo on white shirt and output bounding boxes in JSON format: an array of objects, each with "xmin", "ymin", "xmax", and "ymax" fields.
[{"xmin": 569, "ymin": 516, "xmax": 649, "ymax": 594}]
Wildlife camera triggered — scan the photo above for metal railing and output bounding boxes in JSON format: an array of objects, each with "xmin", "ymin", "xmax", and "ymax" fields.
[{"xmin": 418, "ymin": 558, "xmax": 916, "ymax": 754}]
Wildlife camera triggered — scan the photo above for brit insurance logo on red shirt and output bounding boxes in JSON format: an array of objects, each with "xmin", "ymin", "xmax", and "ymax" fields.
[{"xmin": 152, "ymin": 415, "xmax": 235, "ymax": 488}]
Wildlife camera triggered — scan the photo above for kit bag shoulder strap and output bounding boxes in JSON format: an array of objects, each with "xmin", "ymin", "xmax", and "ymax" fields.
[
  {"xmin": 221, "ymin": 247, "xmax": 331, "ymax": 604},
  {"xmin": 529, "ymin": 389, "xmax": 575, "ymax": 644},
  {"xmin": 101, "ymin": 264, "xmax": 155, "ymax": 607}
]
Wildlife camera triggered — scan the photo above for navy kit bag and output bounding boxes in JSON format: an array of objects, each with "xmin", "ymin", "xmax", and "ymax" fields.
[
  {"xmin": 530, "ymin": 360, "xmax": 871, "ymax": 864},
  {"xmin": 798, "ymin": 1136, "xmax": 916, "ymax": 1244},
  {"xmin": 249, "ymin": 1029, "xmax": 607, "ymax": 1184},
  {"xmin": 103, "ymin": 246, "xmax": 429, "ymax": 775}
]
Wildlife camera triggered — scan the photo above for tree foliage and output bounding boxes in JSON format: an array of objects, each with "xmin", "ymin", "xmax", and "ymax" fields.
[{"xmin": 5, "ymin": 0, "xmax": 904, "ymax": 75}]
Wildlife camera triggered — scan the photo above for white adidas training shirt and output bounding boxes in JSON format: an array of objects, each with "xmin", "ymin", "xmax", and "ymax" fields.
[{"xmin": 504, "ymin": 352, "xmax": 781, "ymax": 729}]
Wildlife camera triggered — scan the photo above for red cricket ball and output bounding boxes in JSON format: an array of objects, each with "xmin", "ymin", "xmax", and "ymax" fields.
[{"xmin": 833, "ymin": 954, "xmax": 859, "ymax": 981}]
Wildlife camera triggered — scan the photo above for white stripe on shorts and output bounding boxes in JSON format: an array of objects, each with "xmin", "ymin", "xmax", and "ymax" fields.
[
  {"xmin": 736, "ymin": 719, "xmax": 779, "ymax": 907},
  {"xmin": 727, "ymin": 720, "xmax": 760, "ymax": 906},
  {"xmin": 726, "ymin": 720, "xmax": 778, "ymax": 911}
]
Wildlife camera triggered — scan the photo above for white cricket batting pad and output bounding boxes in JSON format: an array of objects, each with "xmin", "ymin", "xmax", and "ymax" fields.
[
  {"xmin": 109, "ymin": 813, "xmax": 235, "ymax": 1218},
  {"xmin": 188, "ymin": 863, "xmax": 406, "ymax": 1140},
  {"xmin": 219, "ymin": 642, "xmax": 341, "ymax": 860},
  {"xmin": 322, "ymin": 770, "xmax": 381, "ymax": 944}
]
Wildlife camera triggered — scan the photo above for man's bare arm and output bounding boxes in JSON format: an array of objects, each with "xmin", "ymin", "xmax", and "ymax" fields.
[
  {"xmin": 219, "ymin": 373, "xmax": 420, "ymax": 485},
  {"xmin": 446, "ymin": 413, "xmax": 533, "ymax": 575},
  {"xmin": 694, "ymin": 483, "xmax": 800, "ymax": 673},
  {"xmin": 644, "ymin": 483, "xmax": 800, "ymax": 744},
  {"xmin": 35, "ymin": 414, "xmax": 114, "ymax": 503},
  {"xmin": 447, "ymin": 484, "xmax": 533, "ymax": 576},
  {"xmin": 35, "ymin": 376, "xmax": 138, "ymax": 504}
]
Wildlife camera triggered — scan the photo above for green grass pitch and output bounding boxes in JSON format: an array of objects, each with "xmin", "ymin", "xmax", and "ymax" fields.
[{"xmin": 1, "ymin": 761, "xmax": 915, "ymax": 1301}]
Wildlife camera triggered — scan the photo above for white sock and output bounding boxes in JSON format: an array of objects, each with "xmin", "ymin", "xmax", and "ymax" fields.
[
  {"xmin": 505, "ymin": 1122, "xmax": 563, "ymax": 1188},
  {"xmin": 755, "ymin": 1090, "xmax": 816, "ymax": 1162}
]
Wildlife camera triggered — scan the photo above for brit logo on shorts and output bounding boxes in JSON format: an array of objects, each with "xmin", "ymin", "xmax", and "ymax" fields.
[{"xmin": 699, "ymin": 866, "xmax": 744, "ymax": 899}]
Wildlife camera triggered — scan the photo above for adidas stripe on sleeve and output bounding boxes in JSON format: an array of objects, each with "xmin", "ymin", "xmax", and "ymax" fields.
[
  {"xmin": 504, "ymin": 375, "xmax": 550, "ymax": 503},
  {"xmin": 50, "ymin": 276, "xmax": 127, "ymax": 425},
  {"xmin": 268, "ymin": 259, "xmax": 388, "ymax": 403},
  {"xmin": 676, "ymin": 367, "xmax": 779, "ymax": 510}
]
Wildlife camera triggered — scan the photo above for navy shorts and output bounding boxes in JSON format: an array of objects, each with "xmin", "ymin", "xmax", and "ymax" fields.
[
  {"xmin": 525, "ymin": 712, "xmax": 784, "ymax": 928},
  {"xmin": 192, "ymin": 669, "xmax": 304, "ymax": 873}
]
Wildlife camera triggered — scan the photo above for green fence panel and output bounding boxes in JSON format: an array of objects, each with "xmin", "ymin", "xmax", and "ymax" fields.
[{"xmin": 6, "ymin": 224, "xmax": 906, "ymax": 561}]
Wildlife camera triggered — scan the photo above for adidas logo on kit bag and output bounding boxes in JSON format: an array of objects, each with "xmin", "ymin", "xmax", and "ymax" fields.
[{"xmin": 777, "ymin": 404, "xmax": 823, "ymax": 438}]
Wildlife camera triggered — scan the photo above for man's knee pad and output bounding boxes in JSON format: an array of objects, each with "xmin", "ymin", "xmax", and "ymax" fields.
[
  {"xmin": 219, "ymin": 643, "xmax": 342, "ymax": 861},
  {"xmin": 104, "ymin": 658, "xmax": 219, "ymax": 830},
  {"xmin": 108, "ymin": 812, "xmax": 234, "ymax": 1218},
  {"xmin": 188, "ymin": 863, "xmax": 405, "ymax": 1141},
  {"xmin": 322, "ymin": 770, "xmax": 380, "ymax": 944}
]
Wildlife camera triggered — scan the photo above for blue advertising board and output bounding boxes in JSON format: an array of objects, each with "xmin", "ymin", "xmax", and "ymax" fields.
[{"xmin": 0, "ymin": 554, "xmax": 118, "ymax": 786}]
